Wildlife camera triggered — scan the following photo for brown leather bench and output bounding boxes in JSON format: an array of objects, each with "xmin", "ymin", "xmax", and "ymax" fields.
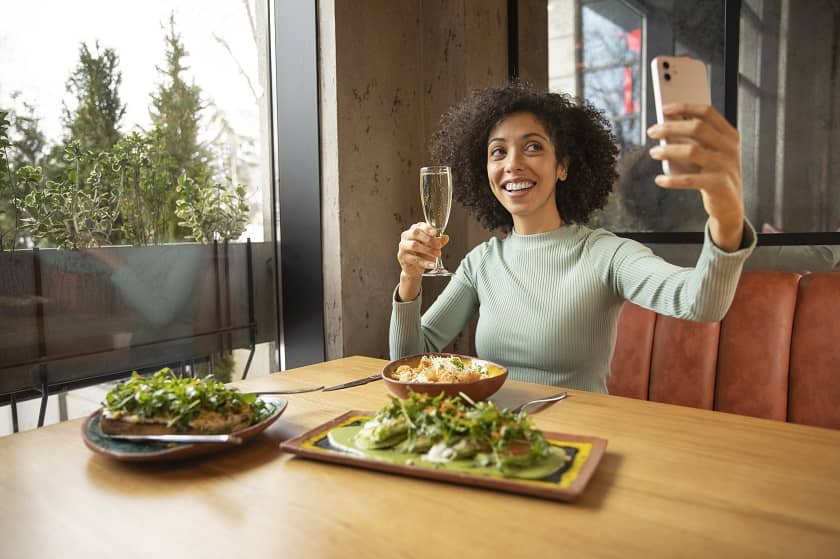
[{"xmin": 609, "ymin": 271, "xmax": 840, "ymax": 429}]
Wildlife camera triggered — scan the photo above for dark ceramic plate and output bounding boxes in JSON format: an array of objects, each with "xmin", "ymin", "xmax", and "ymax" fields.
[
  {"xmin": 82, "ymin": 399, "xmax": 287, "ymax": 462},
  {"xmin": 280, "ymin": 410, "xmax": 607, "ymax": 502}
]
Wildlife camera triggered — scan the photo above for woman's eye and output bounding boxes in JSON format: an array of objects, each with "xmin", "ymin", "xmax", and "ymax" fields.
[
  {"xmin": 525, "ymin": 142, "xmax": 542, "ymax": 152},
  {"xmin": 489, "ymin": 147, "xmax": 505, "ymax": 158}
]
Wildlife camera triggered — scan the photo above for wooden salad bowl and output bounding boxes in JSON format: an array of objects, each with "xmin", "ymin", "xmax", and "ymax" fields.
[{"xmin": 381, "ymin": 353, "xmax": 508, "ymax": 401}]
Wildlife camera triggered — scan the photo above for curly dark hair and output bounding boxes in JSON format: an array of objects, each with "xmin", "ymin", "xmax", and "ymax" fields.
[{"xmin": 429, "ymin": 81, "xmax": 619, "ymax": 231}]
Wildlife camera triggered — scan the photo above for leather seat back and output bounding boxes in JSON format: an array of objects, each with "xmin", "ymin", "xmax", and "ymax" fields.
[
  {"xmin": 715, "ymin": 271, "xmax": 800, "ymax": 420},
  {"xmin": 608, "ymin": 302, "xmax": 655, "ymax": 399},
  {"xmin": 610, "ymin": 270, "xmax": 840, "ymax": 429},
  {"xmin": 647, "ymin": 316, "xmax": 719, "ymax": 409},
  {"xmin": 788, "ymin": 272, "xmax": 840, "ymax": 429}
]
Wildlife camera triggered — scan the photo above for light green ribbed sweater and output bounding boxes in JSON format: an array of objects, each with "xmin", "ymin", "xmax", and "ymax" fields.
[{"xmin": 390, "ymin": 221, "xmax": 756, "ymax": 393}]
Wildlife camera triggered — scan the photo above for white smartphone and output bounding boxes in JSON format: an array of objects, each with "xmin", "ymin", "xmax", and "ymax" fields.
[{"xmin": 650, "ymin": 55, "xmax": 711, "ymax": 175}]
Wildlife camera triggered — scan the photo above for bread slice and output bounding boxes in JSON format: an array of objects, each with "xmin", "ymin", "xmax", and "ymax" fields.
[
  {"xmin": 100, "ymin": 406, "xmax": 252, "ymax": 436},
  {"xmin": 100, "ymin": 368, "xmax": 264, "ymax": 436}
]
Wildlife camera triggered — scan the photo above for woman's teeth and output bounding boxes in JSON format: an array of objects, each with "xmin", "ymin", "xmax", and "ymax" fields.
[{"xmin": 505, "ymin": 181, "xmax": 534, "ymax": 192}]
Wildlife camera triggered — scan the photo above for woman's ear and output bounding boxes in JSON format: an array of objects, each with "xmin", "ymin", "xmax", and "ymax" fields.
[{"xmin": 556, "ymin": 156, "xmax": 570, "ymax": 182}]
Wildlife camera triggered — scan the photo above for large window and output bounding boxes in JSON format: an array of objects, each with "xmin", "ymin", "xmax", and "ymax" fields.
[
  {"xmin": 549, "ymin": 0, "xmax": 726, "ymax": 233},
  {"xmin": 0, "ymin": 0, "xmax": 279, "ymax": 433},
  {"xmin": 547, "ymin": 0, "xmax": 840, "ymax": 244}
]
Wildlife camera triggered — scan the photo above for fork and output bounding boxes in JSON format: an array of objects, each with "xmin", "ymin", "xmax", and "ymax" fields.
[{"xmin": 511, "ymin": 391, "xmax": 568, "ymax": 414}]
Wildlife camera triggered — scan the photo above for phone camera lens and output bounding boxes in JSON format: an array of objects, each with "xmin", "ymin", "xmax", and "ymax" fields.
[
  {"xmin": 663, "ymin": 61, "xmax": 670, "ymax": 70},
  {"xmin": 664, "ymin": 73, "xmax": 671, "ymax": 81}
]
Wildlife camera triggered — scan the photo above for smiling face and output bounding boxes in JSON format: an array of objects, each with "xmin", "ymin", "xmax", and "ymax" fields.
[{"xmin": 486, "ymin": 111, "xmax": 568, "ymax": 234}]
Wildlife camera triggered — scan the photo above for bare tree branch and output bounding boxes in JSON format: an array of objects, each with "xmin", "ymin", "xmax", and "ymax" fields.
[
  {"xmin": 243, "ymin": 0, "xmax": 258, "ymax": 46},
  {"xmin": 212, "ymin": 33, "xmax": 258, "ymax": 102}
]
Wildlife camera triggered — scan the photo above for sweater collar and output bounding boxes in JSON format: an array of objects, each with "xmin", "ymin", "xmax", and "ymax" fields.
[{"xmin": 506, "ymin": 224, "xmax": 583, "ymax": 248}]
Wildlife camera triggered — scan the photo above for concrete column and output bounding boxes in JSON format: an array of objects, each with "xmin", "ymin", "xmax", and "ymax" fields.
[{"xmin": 319, "ymin": 0, "xmax": 509, "ymax": 360}]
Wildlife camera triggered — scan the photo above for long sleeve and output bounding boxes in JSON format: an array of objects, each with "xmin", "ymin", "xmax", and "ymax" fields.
[
  {"xmin": 588, "ymin": 220, "xmax": 757, "ymax": 321},
  {"xmin": 389, "ymin": 260, "xmax": 480, "ymax": 359}
]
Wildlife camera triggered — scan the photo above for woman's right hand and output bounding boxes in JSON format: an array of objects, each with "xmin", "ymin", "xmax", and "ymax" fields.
[{"xmin": 396, "ymin": 222, "xmax": 449, "ymax": 301}]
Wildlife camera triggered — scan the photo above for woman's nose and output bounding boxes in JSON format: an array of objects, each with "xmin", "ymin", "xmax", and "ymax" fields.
[{"xmin": 505, "ymin": 149, "xmax": 525, "ymax": 172}]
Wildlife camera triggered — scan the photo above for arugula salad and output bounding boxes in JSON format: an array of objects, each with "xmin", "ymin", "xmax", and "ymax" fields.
[
  {"xmin": 354, "ymin": 390, "xmax": 556, "ymax": 473},
  {"xmin": 102, "ymin": 368, "xmax": 271, "ymax": 432}
]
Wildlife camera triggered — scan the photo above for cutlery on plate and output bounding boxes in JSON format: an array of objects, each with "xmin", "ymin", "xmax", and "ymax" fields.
[
  {"xmin": 511, "ymin": 391, "xmax": 568, "ymax": 414},
  {"xmin": 245, "ymin": 386, "xmax": 324, "ymax": 395},
  {"xmin": 322, "ymin": 373, "xmax": 382, "ymax": 392},
  {"xmin": 103, "ymin": 433, "xmax": 243, "ymax": 444}
]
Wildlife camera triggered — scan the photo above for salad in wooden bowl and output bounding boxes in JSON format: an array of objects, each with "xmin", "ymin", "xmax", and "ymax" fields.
[{"xmin": 382, "ymin": 353, "xmax": 508, "ymax": 401}]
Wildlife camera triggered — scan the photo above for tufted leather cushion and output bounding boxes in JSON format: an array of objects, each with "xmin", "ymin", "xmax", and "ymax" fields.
[
  {"xmin": 608, "ymin": 302, "xmax": 655, "ymax": 399},
  {"xmin": 609, "ymin": 270, "xmax": 839, "ymax": 429},
  {"xmin": 648, "ymin": 315, "xmax": 719, "ymax": 409},
  {"xmin": 788, "ymin": 272, "xmax": 840, "ymax": 429},
  {"xmin": 715, "ymin": 271, "xmax": 800, "ymax": 420}
]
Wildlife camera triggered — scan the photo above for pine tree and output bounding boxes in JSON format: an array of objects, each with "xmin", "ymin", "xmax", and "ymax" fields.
[
  {"xmin": 7, "ymin": 95, "xmax": 47, "ymax": 169},
  {"xmin": 149, "ymin": 14, "xmax": 212, "ymax": 241},
  {"xmin": 62, "ymin": 42, "xmax": 125, "ymax": 153}
]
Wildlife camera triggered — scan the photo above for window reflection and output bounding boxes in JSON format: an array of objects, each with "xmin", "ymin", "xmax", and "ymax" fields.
[
  {"xmin": 581, "ymin": 1, "xmax": 643, "ymax": 149},
  {"xmin": 549, "ymin": 0, "xmax": 643, "ymax": 150},
  {"xmin": 548, "ymin": 0, "xmax": 840, "ymax": 237},
  {"xmin": 549, "ymin": 0, "xmax": 723, "ymax": 233}
]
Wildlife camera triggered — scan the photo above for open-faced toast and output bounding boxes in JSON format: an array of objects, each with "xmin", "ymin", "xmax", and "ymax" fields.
[{"xmin": 99, "ymin": 368, "xmax": 267, "ymax": 436}]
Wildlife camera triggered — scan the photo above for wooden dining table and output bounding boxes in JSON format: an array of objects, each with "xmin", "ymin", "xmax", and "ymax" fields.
[{"xmin": 1, "ymin": 355, "xmax": 839, "ymax": 558}]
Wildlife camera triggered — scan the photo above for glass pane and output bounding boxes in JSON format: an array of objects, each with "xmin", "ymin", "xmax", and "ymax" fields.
[
  {"xmin": 0, "ymin": 1, "xmax": 276, "ymax": 433},
  {"xmin": 1, "ymin": 1, "xmax": 269, "ymax": 245},
  {"xmin": 549, "ymin": 0, "xmax": 726, "ymax": 233},
  {"xmin": 737, "ymin": 1, "xmax": 840, "ymax": 235},
  {"xmin": 581, "ymin": 1, "xmax": 643, "ymax": 150}
]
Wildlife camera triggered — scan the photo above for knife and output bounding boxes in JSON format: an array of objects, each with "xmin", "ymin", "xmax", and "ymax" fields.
[
  {"xmin": 244, "ymin": 386, "xmax": 324, "ymax": 395},
  {"xmin": 103, "ymin": 433, "xmax": 243, "ymax": 444},
  {"xmin": 322, "ymin": 373, "xmax": 382, "ymax": 392}
]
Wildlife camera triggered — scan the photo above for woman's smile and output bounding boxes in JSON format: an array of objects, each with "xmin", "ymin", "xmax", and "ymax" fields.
[{"xmin": 501, "ymin": 180, "xmax": 536, "ymax": 194}]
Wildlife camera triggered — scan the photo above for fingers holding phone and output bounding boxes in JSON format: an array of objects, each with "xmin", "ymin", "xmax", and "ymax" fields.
[
  {"xmin": 648, "ymin": 55, "xmax": 745, "ymax": 250},
  {"xmin": 647, "ymin": 103, "xmax": 741, "ymax": 193}
]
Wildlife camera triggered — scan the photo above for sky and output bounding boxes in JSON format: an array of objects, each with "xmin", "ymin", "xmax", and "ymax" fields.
[
  {"xmin": 0, "ymin": 0, "xmax": 266, "ymax": 240},
  {"xmin": 0, "ymin": 0, "xmax": 260, "ymax": 139}
]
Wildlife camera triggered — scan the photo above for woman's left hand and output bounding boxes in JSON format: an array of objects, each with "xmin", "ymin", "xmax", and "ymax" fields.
[{"xmin": 647, "ymin": 103, "xmax": 744, "ymax": 252}]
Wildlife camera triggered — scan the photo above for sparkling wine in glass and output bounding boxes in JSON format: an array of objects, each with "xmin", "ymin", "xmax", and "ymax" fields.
[{"xmin": 420, "ymin": 165, "xmax": 453, "ymax": 277}]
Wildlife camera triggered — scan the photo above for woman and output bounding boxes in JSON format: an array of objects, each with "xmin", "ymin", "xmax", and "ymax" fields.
[{"xmin": 390, "ymin": 82, "xmax": 754, "ymax": 392}]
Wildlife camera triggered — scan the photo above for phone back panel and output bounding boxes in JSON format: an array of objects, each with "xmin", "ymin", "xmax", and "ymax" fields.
[{"xmin": 651, "ymin": 56, "xmax": 711, "ymax": 174}]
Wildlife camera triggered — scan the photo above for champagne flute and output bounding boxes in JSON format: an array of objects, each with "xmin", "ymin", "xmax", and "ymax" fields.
[{"xmin": 420, "ymin": 165, "xmax": 453, "ymax": 277}]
